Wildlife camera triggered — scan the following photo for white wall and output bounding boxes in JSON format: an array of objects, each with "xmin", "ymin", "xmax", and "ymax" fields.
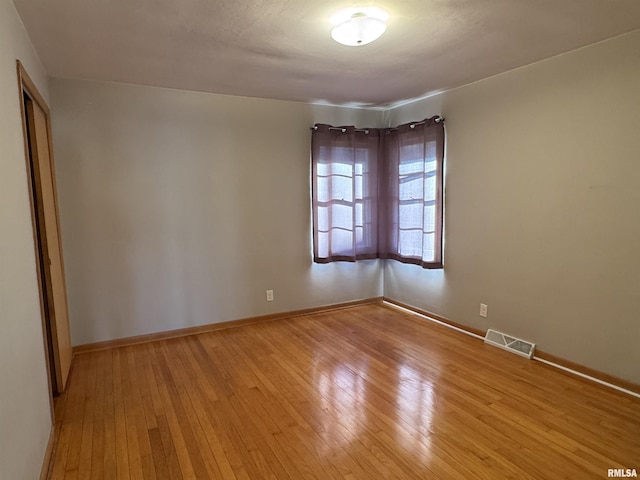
[
  {"xmin": 50, "ymin": 79, "xmax": 384, "ymax": 345},
  {"xmin": 0, "ymin": 0, "xmax": 54, "ymax": 478},
  {"xmin": 386, "ymin": 30, "xmax": 640, "ymax": 384}
]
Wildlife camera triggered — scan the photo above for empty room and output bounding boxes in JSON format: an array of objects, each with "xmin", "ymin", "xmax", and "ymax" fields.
[{"xmin": 2, "ymin": 0, "xmax": 640, "ymax": 478}]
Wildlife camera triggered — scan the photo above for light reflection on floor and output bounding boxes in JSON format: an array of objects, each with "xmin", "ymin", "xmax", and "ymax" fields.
[
  {"xmin": 313, "ymin": 355, "xmax": 436, "ymax": 464},
  {"xmin": 315, "ymin": 360, "xmax": 368, "ymax": 451},
  {"xmin": 394, "ymin": 363, "xmax": 435, "ymax": 463}
]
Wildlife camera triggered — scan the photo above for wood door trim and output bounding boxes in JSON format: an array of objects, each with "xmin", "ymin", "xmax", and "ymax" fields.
[
  {"xmin": 17, "ymin": 61, "xmax": 49, "ymax": 114},
  {"xmin": 18, "ymin": 60, "xmax": 74, "ymax": 392},
  {"xmin": 26, "ymin": 99, "xmax": 65, "ymax": 391},
  {"xmin": 23, "ymin": 65, "xmax": 72, "ymax": 321},
  {"xmin": 17, "ymin": 61, "xmax": 56, "ymax": 419}
]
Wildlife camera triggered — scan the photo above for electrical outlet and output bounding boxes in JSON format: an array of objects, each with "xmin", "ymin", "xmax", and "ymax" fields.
[
  {"xmin": 266, "ymin": 289, "xmax": 274, "ymax": 302},
  {"xmin": 479, "ymin": 303, "xmax": 488, "ymax": 318}
]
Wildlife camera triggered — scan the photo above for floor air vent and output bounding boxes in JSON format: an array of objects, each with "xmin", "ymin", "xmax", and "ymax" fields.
[{"xmin": 484, "ymin": 329, "xmax": 535, "ymax": 359}]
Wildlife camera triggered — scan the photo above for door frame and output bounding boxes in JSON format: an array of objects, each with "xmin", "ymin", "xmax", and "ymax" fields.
[{"xmin": 17, "ymin": 60, "xmax": 71, "ymax": 405}]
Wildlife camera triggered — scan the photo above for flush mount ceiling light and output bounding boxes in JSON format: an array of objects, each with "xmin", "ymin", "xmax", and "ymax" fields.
[{"xmin": 330, "ymin": 6, "xmax": 389, "ymax": 46}]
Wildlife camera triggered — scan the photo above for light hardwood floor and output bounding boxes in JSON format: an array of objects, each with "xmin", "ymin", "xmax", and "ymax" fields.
[{"xmin": 49, "ymin": 304, "xmax": 640, "ymax": 479}]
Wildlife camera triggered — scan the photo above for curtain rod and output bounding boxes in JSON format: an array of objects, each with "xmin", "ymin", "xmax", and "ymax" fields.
[
  {"xmin": 310, "ymin": 116, "xmax": 445, "ymax": 132},
  {"xmin": 310, "ymin": 126, "xmax": 372, "ymax": 133}
]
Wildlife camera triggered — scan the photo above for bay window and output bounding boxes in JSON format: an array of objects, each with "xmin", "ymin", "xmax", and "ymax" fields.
[{"xmin": 311, "ymin": 116, "xmax": 444, "ymax": 269}]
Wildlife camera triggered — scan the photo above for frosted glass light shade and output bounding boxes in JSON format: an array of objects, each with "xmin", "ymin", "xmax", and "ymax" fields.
[{"xmin": 330, "ymin": 7, "xmax": 388, "ymax": 46}]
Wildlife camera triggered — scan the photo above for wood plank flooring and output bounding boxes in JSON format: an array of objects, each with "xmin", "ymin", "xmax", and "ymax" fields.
[{"xmin": 49, "ymin": 304, "xmax": 640, "ymax": 479}]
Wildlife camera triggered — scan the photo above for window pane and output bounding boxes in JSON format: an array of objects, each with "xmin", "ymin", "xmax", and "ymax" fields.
[
  {"xmin": 399, "ymin": 202, "xmax": 423, "ymax": 230},
  {"xmin": 355, "ymin": 225, "xmax": 363, "ymax": 245},
  {"xmin": 354, "ymin": 174, "xmax": 363, "ymax": 199},
  {"xmin": 399, "ymin": 159, "xmax": 423, "ymax": 175},
  {"xmin": 317, "ymin": 231, "xmax": 329, "ymax": 257},
  {"xmin": 330, "ymin": 228, "xmax": 353, "ymax": 255},
  {"xmin": 316, "ymin": 161, "xmax": 331, "ymax": 177},
  {"xmin": 422, "ymin": 232, "xmax": 435, "ymax": 262},
  {"xmin": 398, "ymin": 230, "xmax": 422, "ymax": 257},
  {"xmin": 423, "ymin": 205, "xmax": 435, "ymax": 233},
  {"xmin": 425, "ymin": 157, "xmax": 436, "ymax": 173},
  {"xmin": 317, "ymin": 175, "xmax": 354, "ymax": 201},
  {"xmin": 317, "ymin": 206, "xmax": 329, "ymax": 232},
  {"xmin": 330, "ymin": 203, "xmax": 353, "ymax": 230},
  {"xmin": 424, "ymin": 174, "xmax": 436, "ymax": 202},
  {"xmin": 355, "ymin": 202, "xmax": 363, "ymax": 226},
  {"xmin": 399, "ymin": 176, "xmax": 422, "ymax": 201}
]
